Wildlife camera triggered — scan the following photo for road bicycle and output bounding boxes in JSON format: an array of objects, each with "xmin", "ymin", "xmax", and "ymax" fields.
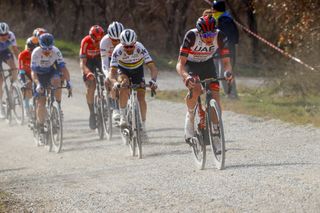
[
  {"xmin": 120, "ymin": 83, "xmax": 155, "ymax": 159},
  {"xmin": 189, "ymin": 77, "xmax": 228, "ymax": 170},
  {"xmin": 93, "ymin": 69, "xmax": 112, "ymax": 140},
  {"xmin": 0, "ymin": 66, "xmax": 24, "ymax": 125},
  {"xmin": 31, "ymin": 85, "xmax": 71, "ymax": 153}
]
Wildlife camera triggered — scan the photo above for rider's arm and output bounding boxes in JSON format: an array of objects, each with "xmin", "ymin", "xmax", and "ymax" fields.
[
  {"xmin": 100, "ymin": 37, "xmax": 110, "ymax": 77},
  {"xmin": 31, "ymin": 71, "xmax": 39, "ymax": 86},
  {"xmin": 176, "ymin": 30, "xmax": 196, "ymax": 81},
  {"xmin": 109, "ymin": 66, "xmax": 118, "ymax": 84},
  {"xmin": 146, "ymin": 62, "xmax": 158, "ymax": 81},
  {"xmin": 79, "ymin": 39, "xmax": 91, "ymax": 75},
  {"xmin": 11, "ymin": 46, "xmax": 19, "ymax": 59},
  {"xmin": 218, "ymin": 32, "xmax": 232, "ymax": 73}
]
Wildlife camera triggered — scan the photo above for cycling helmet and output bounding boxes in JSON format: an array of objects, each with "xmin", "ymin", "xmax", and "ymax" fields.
[
  {"xmin": 33, "ymin": 28, "xmax": 47, "ymax": 38},
  {"xmin": 26, "ymin": 37, "xmax": 37, "ymax": 51},
  {"xmin": 196, "ymin": 15, "xmax": 216, "ymax": 33},
  {"xmin": 39, "ymin": 33, "xmax": 54, "ymax": 50},
  {"xmin": 119, "ymin": 29, "xmax": 137, "ymax": 46},
  {"xmin": 107, "ymin": 21, "xmax": 124, "ymax": 39},
  {"xmin": 89, "ymin": 25, "xmax": 104, "ymax": 42},
  {"xmin": 0, "ymin": 22, "xmax": 9, "ymax": 35}
]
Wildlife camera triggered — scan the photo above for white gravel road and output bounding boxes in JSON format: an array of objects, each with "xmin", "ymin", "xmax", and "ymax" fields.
[{"xmin": 0, "ymin": 59, "xmax": 319, "ymax": 212}]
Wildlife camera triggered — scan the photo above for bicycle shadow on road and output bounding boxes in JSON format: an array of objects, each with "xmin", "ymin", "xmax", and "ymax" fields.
[{"xmin": 227, "ymin": 162, "xmax": 315, "ymax": 170}]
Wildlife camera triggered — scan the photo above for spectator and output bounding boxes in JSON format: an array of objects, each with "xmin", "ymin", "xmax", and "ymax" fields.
[{"xmin": 212, "ymin": 0, "xmax": 239, "ymax": 99}]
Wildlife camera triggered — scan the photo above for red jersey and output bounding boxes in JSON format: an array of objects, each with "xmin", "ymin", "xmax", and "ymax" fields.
[
  {"xmin": 80, "ymin": 35, "xmax": 101, "ymax": 59},
  {"xmin": 18, "ymin": 49, "xmax": 32, "ymax": 77}
]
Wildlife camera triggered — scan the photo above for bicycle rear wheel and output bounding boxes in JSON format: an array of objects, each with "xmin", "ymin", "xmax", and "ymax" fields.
[
  {"xmin": 94, "ymin": 95, "xmax": 104, "ymax": 140},
  {"xmin": 11, "ymin": 84, "xmax": 24, "ymax": 125},
  {"xmin": 103, "ymin": 96, "xmax": 112, "ymax": 140},
  {"xmin": 126, "ymin": 103, "xmax": 136, "ymax": 156},
  {"xmin": 192, "ymin": 104, "xmax": 206, "ymax": 170},
  {"xmin": 50, "ymin": 102, "xmax": 63, "ymax": 153},
  {"xmin": 207, "ymin": 99, "xmax": 226, "ymax": 170}
]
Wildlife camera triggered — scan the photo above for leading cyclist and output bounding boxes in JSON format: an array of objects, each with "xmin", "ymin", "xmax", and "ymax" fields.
[
  {"xmin": 0, "ymin": 22, "xmax": 19, "ymax": 118},
  {"xmin": 31, "ymin": 33, "xmax": 72, "ymax": 135},
  {"xmin": 109, "ymin": 29, "xmax": 158, "ymax": 137},
  {"xmin": 176, "ymin": 15, "xmax": 233, "ymax": 145}
]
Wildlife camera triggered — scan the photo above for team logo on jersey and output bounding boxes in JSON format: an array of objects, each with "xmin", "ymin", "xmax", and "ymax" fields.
[{"xmin": 193, "ymin": 45, "xmax": 215, "ymax": 52}]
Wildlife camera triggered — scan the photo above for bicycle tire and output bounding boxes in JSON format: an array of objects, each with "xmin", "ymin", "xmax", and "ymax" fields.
[
  {"xmin": 94, "ymin": 95, "xmax": 104, "ymax": 140},
  {"xmin": 192, "ymin": 104, "xmax": 206, "ymax": 170},
  {"xmin": 2, "ymin": 85, "xmax": 12, "ymax": 124},
  {"xmin": 127, "ymin": 103, "xmax": 136, "ymax": 156},
  {"xmin": 11, "ymin": 84, "xmax": 24, "ymax": 125},
  {"xmin": 50, "ymin": 102, "xmax": 63, "ymax": 153},
  {"xmin": 103, "ymin": 96, "xmax": 112, "ymax": 141},
  {"xmin": 134, "ymin": 103, "xmax": 142, "ymax": 159},
  {"xmin": 207, "ymin": 99, "xmax": 226, "ymax": 170}
]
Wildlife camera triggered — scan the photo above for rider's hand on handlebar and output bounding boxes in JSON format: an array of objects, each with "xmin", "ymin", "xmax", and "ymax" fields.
[
  {"xmin": 149, "ymin": 79, "xmax": 158, "ymax": 90},
  {"xmin": 224, "ymin": 71, "xmax": 233, "ymax": 83},
  {"xmin": 112, "ymin": 82, "xmax": 121, "ymax": 90},
  {"xmin": 185, "ymin": 75, "xmax": 196, "ymax": 89},
  {"xmin": 85, "ymin": 72, "xmax": 95, "ymax": 81},
  {"xmin": 36, "ymin": 83, "xmax": 44, "ymax": 93}
]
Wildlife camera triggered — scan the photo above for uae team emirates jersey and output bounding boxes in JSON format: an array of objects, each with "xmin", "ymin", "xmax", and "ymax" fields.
[{"xmin": 179, "ymin": 28, "xmax": 230, "ymax": 62}]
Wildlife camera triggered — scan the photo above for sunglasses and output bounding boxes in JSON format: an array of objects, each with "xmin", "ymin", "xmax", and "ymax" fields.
[
  {"xmin": 124, "ymin": 45, "xmax": 135, "ymax": 49},
  {"xmin": 0, "ymin": 33, "xmax": 8, "ymax": 37},
  {"xmin": 41, "ymin": 46, "xmax": 53, "ymax": 51},
  {"xmin": 201, "ymin": 31, "xmax": 216, "ymax": 38}
]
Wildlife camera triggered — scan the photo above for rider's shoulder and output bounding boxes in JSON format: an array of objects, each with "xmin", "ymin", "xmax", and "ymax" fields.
[
  {"xmin": 8, "ymin": 31, "xmax": 16, "ymax": 41},
  {"xmin": 81, "ymin": 35, "xmax": 92, "ymax": 44}
]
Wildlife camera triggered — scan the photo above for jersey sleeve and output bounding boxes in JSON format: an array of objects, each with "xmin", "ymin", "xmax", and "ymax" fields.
[
  {"xmin": 31, "ymin": 50, "xmax": 41, "ymax": 73},
  {"xmin": 18, "ymin": 52, "xmax": 25, "ymax": 70},
  {"xmin": 217, "ymin": 31, "xmax": 231, "ymax": 58},
  {"xmin": 55, "ymin": 47, "xmax": 66, "ymax": 68},
  {"xmin": 8, "ymin": 32, "xmax": 17, "ymax": 46},
  {"xmin": 110, "ymin": 48, "xmax": 119, "ymax": 68},
  {"xmin": 100, "ymin": 37, "xmax": 110, "ymax": 75},
  {"xmin": 179, "ymin": 30, "xmax": 196, "ymax": 57},
  {"xmin": 79, "ymin": 38, "xmax": 88, "ymax": 59},
  {"xmin": 138, "ymin": 43, "xmax": 153, "ymax": 64}
]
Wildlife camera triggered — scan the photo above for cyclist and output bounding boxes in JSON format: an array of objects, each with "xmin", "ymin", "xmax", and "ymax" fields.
[
  {"xmin": 0, "ymin": 22, "xmax": 19, "ymax": 118},
  {"xmin": 100, "ymin": 21, "xmax": 124, "ymax": 122},
  {"xmin": 18, "ymin": 37, "xmax": 38, "ymax": 117},
  {"xmin": 31, "ymin": 33, "xmax": 72, "ymax": 135},
  {"xmin": 80, "ymin": 25, "xmax": 104, "ymax": 130},
  {"xmin": 109, "ymin": 29, "xmax": 158, "ymax": 136},
  {"xmin": 176, "ymin": 15, "xmax": 233, "ymax": 146}
]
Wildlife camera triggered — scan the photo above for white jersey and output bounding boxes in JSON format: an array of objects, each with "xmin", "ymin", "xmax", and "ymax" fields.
[
  {"xmin": 31, "ymin": 46, "xmax": 65, "ymax": 74},
  {"xmin": 0, "ymin": 31, "xmax": 17, "ymax": 52},
  {"xmin": 110, "ymin": 42, "xmax": 153, "ymax": 70},
  {"xmin": 180, "ymin": 29, "xmax": 223, "ymax": 63},
  {"xmin": 100, "ymin": 34, "xmax": 116, "ymax": 76}
]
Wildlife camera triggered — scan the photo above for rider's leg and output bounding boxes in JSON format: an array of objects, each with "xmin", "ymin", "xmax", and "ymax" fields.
[
  {"xmin": 118, "ymin": 74, "xmax": 129, "ymax": 126},
  {"xmin": 137, "ymin": 89, "xmax": 146, "ymax": 122},
  {"xmin": 36, "ymin": 96, "xmax": 46, "ymax": 125},
  {"xmin": 210, "ymin": 83, "xmax": 221, "ymax": 126},
  {"xmin": 6, "ymin": 58, "xmax": 18, "ymax": 82},
  {"xmin": 184, "ymin": 83, "xmax": 202, "ymax": 140},
  {"xmin": 85, "ymin": 77, "xmax": 96, "ymax": 129},
  {"xmin": 0, "ymin": 75, "xmax": 4, "ymax": 118}
]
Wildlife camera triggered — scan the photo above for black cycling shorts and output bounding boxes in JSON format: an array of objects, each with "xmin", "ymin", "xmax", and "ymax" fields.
[
  {"xmin": 83, "ymin": 57, "xmax": 102, "ymax": 81},
  {"xmin": 185, "ymin": 57, "xmax": 218, "ymax": 80},
  {"xmin": 118, "ymin": 65, "xmax": 145, "ymax": 86},
  {"xmin": 0, "ymin": 49, "xmax": 13, "ymax": 64}
]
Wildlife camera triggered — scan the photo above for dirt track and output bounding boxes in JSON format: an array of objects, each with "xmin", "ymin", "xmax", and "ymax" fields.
[{"xmin": 0, "ymin": 59, "xmax": 319, "ymax": 212}]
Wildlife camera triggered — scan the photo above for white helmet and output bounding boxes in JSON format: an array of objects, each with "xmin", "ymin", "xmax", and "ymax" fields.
[
  {"xmin": 120, "ymin": 29, "xmax": 137, "ymax": 46},
  {"xmin": 0, "ymin": 22, "xmax": 9, "ymax": 35},
  {"xmin": 107, "ymin": 21, "xmax": 124, "ymax": 39}
]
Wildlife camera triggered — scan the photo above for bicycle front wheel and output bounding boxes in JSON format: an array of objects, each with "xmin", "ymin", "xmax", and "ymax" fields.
[
  {"xmin": 2, "ymin": 86, "xmax": 12, "ymax": 124},
  {"xmin": 103, "ymin": 96, "xmax": 112, "ymax": 141},
  {"xmin": 11, "ymin": 84, "xmax": 24, "ymax": 125},
  {"xmin": 94, "ymin": 95, "xmax": 104, "ymax": 140},
  {"xmin": 134, "ymin": 104, "xmax": 142, "ymax": 159},
  {"xmin": 50, "ymin": 102, "xmax": 63, "ymax": 153},
  {"xmin": 207, "ymin": 99, "xmax": 226, "ymax": 170},
  {"xmin": 192, "ymin": 104, "xmax": 206, "ymax": 170}
]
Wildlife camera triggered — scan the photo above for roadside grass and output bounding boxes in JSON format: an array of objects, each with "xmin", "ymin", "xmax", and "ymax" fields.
[
  {"xmin": 155, "ymin": 86, "xmax": 320, "ymax": 127},
  {"xmin": 17, "ymin": 38, "xmax": 79, "ymax": 58},
  {"xmin": 0, "ymin": 191, "xmax": 11, "ymax": 212}
]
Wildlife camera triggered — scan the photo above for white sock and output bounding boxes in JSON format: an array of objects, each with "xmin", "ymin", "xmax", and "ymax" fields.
[{"xmin": 120, "ymin": 108, "xmax": 126, "ymax": 117}]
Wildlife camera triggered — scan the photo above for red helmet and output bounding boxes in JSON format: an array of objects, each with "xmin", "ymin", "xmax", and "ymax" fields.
[
  {"xmin": 196, "ymin": 15, "xmax": 216, "ymax": 34},
  {"xmin": 89, "ymin": 25, "xmax": 104, "ymax": 42}
]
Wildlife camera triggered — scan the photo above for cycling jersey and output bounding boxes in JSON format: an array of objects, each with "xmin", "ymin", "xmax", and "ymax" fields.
[
  {"xmin": 0, "ymin": 31, "xmax": 17, "ymax": 52},
  {"xmin": 179, "ymin": 29, "xmax": 230, "ymax": 63},
  {"xmin": 80, "ymin": 35, "xmax": 100, "ymax": 59},
  {"xmin": 31, "ymin": 46, "xmax": 65, "ymax": 75},
  {"xmin": 100, "ymin": 34, "xmax": 115, "ymax": 75},
  {"xmin": 18, "ymin": 49, "xmax": 32, "ymax": 77},
  {"xmin": 110, "ymin": 42, "xmax": 153, "ymax": 70}
]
